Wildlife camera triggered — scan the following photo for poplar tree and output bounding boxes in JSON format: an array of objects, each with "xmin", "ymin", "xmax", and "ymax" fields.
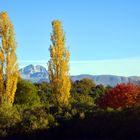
[
  {"xmin": 48, "ymin": 20, "xmax": 71, "ymax": 106},
  {"xmin": 0, "ymin": 12, "xmax": 19, "ymax": 104}
]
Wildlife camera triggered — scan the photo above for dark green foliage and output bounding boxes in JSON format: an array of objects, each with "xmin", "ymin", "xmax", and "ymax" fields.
[
  {"xmin": 35, "ymin": 82, "xmax": 52, "ymax": 95},
  {"xmin": 35, "ymin": 82, "xmax": 53, "ymax": 106},
  {"xmin": 3, "ymin": 107, "xmax": 140, "ymax": 140},
  {"xmin": 0, "ymin": 104, "xmax": 21, "ymax": 136},
  {"xmin": 20, "ymin": 107, "xmax": 55, "ymax": 132},
  {"xmin": 71, "ymin": 79, "xmax": 96, "ymax": 95},
  {"xmin": 1, "ymin": 79, "xmax": 140, "ymax": 139},
  {"xmin": 91, "ymin": 84, "xmax": 106, "ymax": 102},
  {"xmin": 71, "ymin": 94, "xmax": 94, "ymax": 106},
  {"xmin": 14, "ymin": 80, "xmax": 40, "ymax": 107}
]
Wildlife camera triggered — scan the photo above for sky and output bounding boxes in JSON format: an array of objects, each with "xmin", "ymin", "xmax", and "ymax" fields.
[{"xmin": 1, "ymin": 0, "xmax": 140, "ymax": 76}]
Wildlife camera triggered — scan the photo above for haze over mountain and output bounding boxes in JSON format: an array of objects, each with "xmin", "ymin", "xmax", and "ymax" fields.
[{"xmin": 19, "ymin": 65, "xmax": 140, "ymax": 86}]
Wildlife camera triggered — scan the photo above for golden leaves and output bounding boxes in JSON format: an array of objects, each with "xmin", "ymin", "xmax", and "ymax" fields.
[
  {"xmin": 48, "ymin": 20, "xmax": 71, "ymax": 106},
  {"xmin": 0, "ymin": 11, "xmax": 18, "ymax": 104}
]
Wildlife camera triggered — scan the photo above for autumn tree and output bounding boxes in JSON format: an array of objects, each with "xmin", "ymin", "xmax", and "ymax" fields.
[
  {"xmin": 0, "ymin": 12, "xmax": 19, "ymax": 104},
  {"xmin": 48, "ymin": 20, "xmax": 71, "ymax": 106},
  {"xmin": 98, "ymin": 83, "xmax": 140, "ymax": 109}
]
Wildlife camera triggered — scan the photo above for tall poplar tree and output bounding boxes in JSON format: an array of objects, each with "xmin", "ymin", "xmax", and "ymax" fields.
[
  {"xmin": 48, "ymin": 20, "xmax": 71, "ymax": 106},
  {"xmin": 0, "ymin": 12, "xmax": 19, "ymax": 104}
]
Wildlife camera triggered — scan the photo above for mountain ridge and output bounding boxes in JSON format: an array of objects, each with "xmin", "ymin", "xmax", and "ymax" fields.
[{"xmin": 19, "ymin": 65, "xmax": 140, "ymax": 86}]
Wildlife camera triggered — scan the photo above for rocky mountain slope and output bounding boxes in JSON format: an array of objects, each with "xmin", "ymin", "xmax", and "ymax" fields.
[{"xmin": 19, "ymin": 65, "xmax": 48, "ymax": 83}]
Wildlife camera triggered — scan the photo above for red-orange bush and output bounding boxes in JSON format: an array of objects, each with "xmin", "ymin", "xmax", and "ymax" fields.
[{"xmin": 98, "ymin": 83, "xmax": 140, "ymax": 109}]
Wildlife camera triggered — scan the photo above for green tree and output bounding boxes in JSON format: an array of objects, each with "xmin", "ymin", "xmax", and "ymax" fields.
[
  {"xmin": 72, "ymin": 79, "xmax": 96, "ymax": 95},
  {"xmin": 91, "ymin": 84, "xmax": 106, "ymax": 99},
  {"xmin": 35, "ymin": 82, "xmax": 53, "ymax": 106},
  {"xmin": 14, "ymin": 80, "xmax": 40, "ymax": 107}
]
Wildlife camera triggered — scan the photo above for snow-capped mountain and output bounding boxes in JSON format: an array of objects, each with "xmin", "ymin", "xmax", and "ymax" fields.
[
  {"xmin": 19, "ymin": 65, "xmax": 48, "ymax": 83},
  {"xmin": 19, "ymin": 65, "xmax": 140, "ymax": 86}
]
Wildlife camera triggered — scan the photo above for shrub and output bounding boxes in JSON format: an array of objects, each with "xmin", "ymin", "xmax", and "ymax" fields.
[
  {"xmin": 70, "ymin": 94, "xmax": 95, "ymax": 116},
  {"xmin": 21, "ymin": 107, "xmax": 55, "ymax": 132},
  {"xmin": 79, "ymin": 112, "xmax": 85, "ymax": 119},
  {"xmin": 74, "ymin": 94, "xmax": 94, "ymax": 106},
  {"xmin": 71, "ymin": 108, "xmax": 78, "ymax": 116},
  {"xmin": 0, "ymin": 104, "xmax": 21, "ymax": 136}
]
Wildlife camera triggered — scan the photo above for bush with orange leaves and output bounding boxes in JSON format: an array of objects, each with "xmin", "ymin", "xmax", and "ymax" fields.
[{"xmin": 98, "ymin": 83, "xmax": 140, "ymax": 109}]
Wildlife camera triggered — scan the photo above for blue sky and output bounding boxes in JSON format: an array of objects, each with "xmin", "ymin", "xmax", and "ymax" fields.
[{"xmin": 1, "ymin": 0, "xmax": 140, "ymax": 76}]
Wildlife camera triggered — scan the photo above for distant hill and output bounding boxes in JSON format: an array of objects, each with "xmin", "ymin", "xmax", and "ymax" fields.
[
  {"xmin": 19, "ymin": 65, "xmax": 140, "ymax": 86},
  {"xmin": 71, "ymin": 75, "xmax": 140, "ymax": 86}
]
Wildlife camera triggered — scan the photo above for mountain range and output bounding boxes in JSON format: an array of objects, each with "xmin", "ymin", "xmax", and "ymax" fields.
[{"xmin": 19, "ymin": 65, "xmax": 140, "ymax": 86}]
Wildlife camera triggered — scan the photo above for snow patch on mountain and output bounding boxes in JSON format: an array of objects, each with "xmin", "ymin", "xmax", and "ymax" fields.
[{"xmin": 19, "ymin": 65, "xmax": 48, "ymax": 83}]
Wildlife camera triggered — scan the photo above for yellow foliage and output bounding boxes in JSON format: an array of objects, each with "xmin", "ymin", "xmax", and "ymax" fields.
[
  {"xmin": 0, "ymin": 48, "xmax": 4, "ymax": 102},
  {"xmin": 0, "ymin": 12, "xmax": 19, "ymax": 104},
  {"xmin": 48, "ymin": 20, "xmax": 71, "ymax": 106}
]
